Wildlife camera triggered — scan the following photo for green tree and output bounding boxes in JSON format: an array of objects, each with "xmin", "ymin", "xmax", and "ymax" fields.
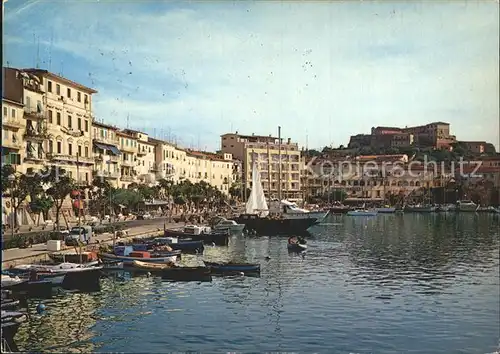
[
  {"xmin": 29, "ymin": 195, "xmax": 54, "ymax": 223},
  {"xmin": 42, "ymin": 166, "xmax": 75, "ymax": 230}
]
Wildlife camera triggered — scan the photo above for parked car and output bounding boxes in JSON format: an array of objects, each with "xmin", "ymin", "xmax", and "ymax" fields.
[{"xmin": 137, "ymin": 212, "xmax": 152, "ymax": 220}]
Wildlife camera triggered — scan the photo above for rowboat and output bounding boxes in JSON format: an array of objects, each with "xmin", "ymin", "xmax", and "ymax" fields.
[
  {"xmin": 131, "ymin": 260, "xmax": 174, "ymax": 272},
  {"xmin": 98, "ymin": 253, "xmax": 177, "ymax": 265},
  {"xmin": 204, "ymin": 261, "xmax": 261, "ymax": 273},
  {"xmin": 287, "ymin": 236, "xmax": 307, "ymax": 252}
]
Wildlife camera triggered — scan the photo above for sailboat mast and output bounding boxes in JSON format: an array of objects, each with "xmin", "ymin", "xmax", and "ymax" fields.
[{"xmin": 278, "ymin": 126, "xmax": 282, "ymax": 201}]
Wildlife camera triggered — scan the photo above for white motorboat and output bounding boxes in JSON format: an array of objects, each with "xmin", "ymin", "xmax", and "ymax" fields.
[
  {"xmin": 213, "ymin": 218, "xmax": 245, "ymax": 233},
  {"xmin": 1, "ymin": 275, "xmax": 25, "ymax": 288},
  {"xmin": 347, "ymin": 209, "xmax": 378, "ymax": 216},
  {"xmin": 404, "ymin": 204, "xmax": 437, "ymax": 213},
  {"xmin": 457, "ymin": 200, "xmax": 479, "ymax": 212},
  {"xmin": 270, "ymin": 199, "xmax": 329, "ymax": 222}
]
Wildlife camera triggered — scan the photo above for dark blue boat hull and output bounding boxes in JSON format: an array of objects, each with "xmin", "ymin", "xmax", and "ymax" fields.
[{"xmin": 204, "ymin": 262, "xmax": 261, "ymax": 273}]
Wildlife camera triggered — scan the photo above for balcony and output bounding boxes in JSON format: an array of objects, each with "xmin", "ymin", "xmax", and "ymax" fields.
[
  {"xmin": 94, "ymin": 154, "xmax": 119, "ymax": 163},
  {"xmin": 47, "ymin": 153, "xmax": 94, "ymax": 164},
  {"xmin": 137, "ymin": 148, "xmax": 148, "ymax": 156},
  {"xmin": 120, "ymin": 142, "xmax": 137, "ymax": 153},
  {"xmin": 24, "ymin": 128, "xmax": 50, "ymax": 141},
  {"xmin": 94, "ymin": 136, "xmax": 119, "ymax": 147},
  {"xmin": 61, "ymin": 126, "xmax": 84, "ymax": 137},
  {"xmin": 24, "ymin": 107, "xmax": 46, "ymax": 120},
  {"xmin": 120, "ymin": 175, "xmax": 135, "ymax": 182},
  {"xmin": 3, "ymin": 119, "xmax": 23, "ymax": 129},
  {"xmin": 3, "ymin": 140, "xmax": 23, "ymax": 150},
  {"xmin": 93, "ymin": 170, "xmax": 120, "ymax": 179},
  {"xmin": 121, "ymin": 160, "xmax": 135, "ymax": 167},
  {"xmin": 24, "ymin": 153, "xmax": 45, "ymax": 163}
]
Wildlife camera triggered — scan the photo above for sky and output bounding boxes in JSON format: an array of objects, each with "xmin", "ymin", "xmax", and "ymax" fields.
[{"xmin": 3, "ymin": 0, "xmax": 499, "ymax": 152}]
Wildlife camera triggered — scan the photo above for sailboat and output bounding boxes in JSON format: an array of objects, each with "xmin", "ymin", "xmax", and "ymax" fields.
[{"xmin": 231, "ymin": 161, "xmax": 317, "ymax": 235}]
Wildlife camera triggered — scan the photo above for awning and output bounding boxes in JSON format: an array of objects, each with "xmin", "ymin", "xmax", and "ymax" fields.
[{"xmin": 93, "ymin": 142, "xmax": 122, "ymax": 156}]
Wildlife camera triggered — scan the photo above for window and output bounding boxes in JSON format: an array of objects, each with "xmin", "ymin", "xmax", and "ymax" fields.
[
  {"xmin": 57, "ymin": 141, "xmax": 62, "ymax": 153},
  {"xmin": 26, "ymin": 96, "xmax": 30, "ymax": 110},
  {"xmin": 85, "ymin": 173, "xmax": 89, "ymax": 182},
  {"xmin": 68, "ymin": 115, "xmax": 72, "ymax": 128},
  {"xmin": 48, "ymin": 110, "xmax": 53, "ymax": 123},
  {"xmin": 3, "ymin": 107, "xmax": 7, "ymax": 116},
  {"xmin": 56, "ymin": 112, "xmax": 61, "ymax": 125},
  {"xmin": 56, "ymin": 84, "xmax": 60, "ymax": 95},
  {"xmin": 84, "ymin": 94, "xmax": 88, "ymax": 104},
  {"xmin": 78, "ymin": 145, "xmax": 82, "ymax": 157},
  {"xmin": 77, "ymin": 118, "xmax": 82, "ymax": 130},
  {"xmin": 11, "ymin": 109, "xmax": 15, "ymax": 118},
  {"xmin": 68, "ymin": 143, "xmax": 73, "ymax": 155},
  {"xmin": 85, "ymin": 146, "xmax": 89, "ymax": 157},
  {"xmin": 67, "ymin": 88, "xmax": 71, "ymax": 98},
  {"xmin": 84, "ymin": 120, "xmax": 89, "ymax": 132},
  {"xmin": 77, "ymin": 92, "xmax": 81, "ymax": 102},
  {"xmin": 48, "ymin": 81, "xmax": 52, "ymax": 93},
  {"xmin": 49, "ymin": 140, "xmax": 53, "ymax": 153}
]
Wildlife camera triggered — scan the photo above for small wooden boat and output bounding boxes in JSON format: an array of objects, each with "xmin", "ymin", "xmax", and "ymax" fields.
[
  {"xmin": 204, "ymin": 261, "xmax": 261, "ymax": 273},
  {"xmin": 347, "ymin": 209, "xmax": 378, "ymax": 216},
  {"xmin": 99, "ymin": 253, "xmax": 178, "ymax": 265},
  {"xmin": 375, "ymin": 206, "xmax": 396, "ymax": 213},
  {"xmin": 131, "ymin": 260, "xmax": 175, "ymax": 272},
  {"xmin": 287, "ymin": 236, "xmax": 307, "ymax": 252},
  {"xmin": 164, "ymin": 225, "xmax": 230, "ymax": 246},
  {"xmin": 1, "ymin": 275, "xmax": 53, "ymax": 297},
  {"xmin": 161, "ymin": 266, "xmax": 212, "ymax": 281},
  {"xmin": 1, "ymin": 310, "xmax": 26, "ymax": 352}
]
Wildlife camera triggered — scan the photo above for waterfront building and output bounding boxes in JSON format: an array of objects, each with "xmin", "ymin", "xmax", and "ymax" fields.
[
  {"xmin": 123, "ymin": 129, "xmax": 157, "ymax": 186},
  {"xmin": 116, "ymin": 130, "xmax": 138, "ymax": 189},
  {"xmin": 221, "ymin": 132, "xmax": 302, "ymax": 199},
  {"xmin": 91, "ymin": 120, "xmax": 121, "ymax": 188}
]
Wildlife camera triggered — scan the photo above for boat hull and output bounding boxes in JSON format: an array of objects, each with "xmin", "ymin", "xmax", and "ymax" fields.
[
  {"xmin": 2, "ymin": 279, "xmax": 53, "ymax": 298},
  {"xmin": 169, "ymin": 240, "xmax": 204, "ymax": 253},
  {"xmin": 62, "ymin": 267, "xmax": 102, "ymax": 291},
  {"xmin": 131, "ymin": 260, "xmax": 173, "ymax": 272},
  {"xmin": 329, "ymin": 206, "xmax": 352, "ymax": 214},
  {"xmin": 232, "ymin": 214, "xmax": 316, "ymax": 236},
  {"xmin": 287, "ymin": 243, "xmax": 307, "ymax": 252},
  {"xmin": 404, "ymin": 206, "xmax": 437, "ymax": 213},
  {"xmin": 213, "ymin": 224, "xmax": 246, "ymax": 233},
  {"xmin": 204, "ymin": 262, "xmax": 260, "ymax": 273},
  {"xmin": 347, "ymin": 211, "xmax": 378, "ymax": 216},
  {"xmin": 164, "ymin": 229, "xmax": 230, "ymax": 246},
  {"xmin": 99, "ymin": 253, "xmax": 178, "ymax": 264},
  {"xmin": 282, "ymin": 211, "xmax": 328, "ymax": 222},
  {"xmin": 375, "ymin": 207, "xmax": 396, "ymax": 213},
  {"xmin": 161, "ymin": 267, "xmax": 212, "ymax": 281}
]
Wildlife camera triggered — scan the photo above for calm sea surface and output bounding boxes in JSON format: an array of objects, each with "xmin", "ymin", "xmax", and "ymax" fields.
[{"xmin": 15, "ymin": 214, "xmax": 500, "ymax": 353}]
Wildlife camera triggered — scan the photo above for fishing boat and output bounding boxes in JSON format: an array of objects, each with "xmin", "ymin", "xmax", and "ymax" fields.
[
  {"xmin": 287, "ymin": 236, "xmax": 307, "ymax": 252},
  {"xmin": 347, "ymin": 209, "xmax": 378, "ymax": 216},
  {"xmin": 204, "ymin": 261, "xmax": 261, "ymax": 273},
  {"xmin": 457, "ymin": 200, "xmax": 479, "ymax": 212},
  {"xmin": 148, "ymin": 237, "xmax": 203, "ymax": 253},
  {"xmin": 164, "ymin": 225, "xmax": 230, "ymax": 246},
  {"xmin": 212, "ymin": 218, "xmax": 245, "ymax": 233},
  {"xmin": 161, "ymin": 266, "xmax": 212, "ymax": 281},
  {"xmin": 99, "ymin": 252, "xmax": 178, "ymax": 265},
  {"xmin": 375, "ymin": 206, "xmax": 396, "ymax": 213},
  {"xmin": 1, "ymin": 274, "xmax": 53, "ymax": 297},
  {"xmin": 131, "ymin": 260, "xmax": 175, "ymax": 272},
  {"xmin": 232, "ymin": 161, "xmax": 317, "ymax": 235},
  {"xmin": 1, "ymin": 310, "xmax": 26, "ymax": 352},
  {"xmin": 329, "ymin": 204, "xmax": 352, "ymax": 214},
  {"xmin": 404, "ymin": 204, "xmax": 437, "ymax": 213}
]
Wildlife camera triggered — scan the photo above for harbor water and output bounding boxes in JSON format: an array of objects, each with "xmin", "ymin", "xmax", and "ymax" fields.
[{"xmin": 14, "ymin": 213, "xmax": 500, "ymax": 353}]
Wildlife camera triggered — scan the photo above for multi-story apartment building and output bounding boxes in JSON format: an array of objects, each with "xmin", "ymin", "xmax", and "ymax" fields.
[
  {"xmin": 220, "ymin": 132, "xmax": 302, "ymax": 199},
  {"xmin": 23, "ymin": 68, "xmax": 96, "ymax": 185},
  {"xmin": 2, "ymin": 69, "xmax": 25, "ymax": 166},
  {"xmin": 92, "ymin": 120, "xmax": 121, "ymax": 187},
  {"xmin": 116, "ymin": 130, "xmax": 138, "ymax": 189},
  {"xmin": 123, "ymin": 129, "xmax": 157, "ymax": 186}
]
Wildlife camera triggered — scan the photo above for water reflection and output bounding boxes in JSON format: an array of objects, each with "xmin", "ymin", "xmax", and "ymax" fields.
[{"xmin": 13, "ymin": 213, "xmax": 499, "ymax": 354}]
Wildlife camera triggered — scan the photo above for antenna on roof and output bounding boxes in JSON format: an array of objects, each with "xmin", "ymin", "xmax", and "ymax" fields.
[
  {"xmin": 60, "ymin": 61, "xmax": 64, "ymax": 76},
  {"xmin": 127, "ymin": 114, "xmax": 130, "ymax": 129},
  {"xmin": 32, "ymin": 32, "xmax": 36, "ymax": 67},
  {"xmin": 48, "ymin": 27, "xmax": 54, "ymax": 71},
  {"xmin": 36, "ymin": 36, "xmax": 40, "ymax": 69}
]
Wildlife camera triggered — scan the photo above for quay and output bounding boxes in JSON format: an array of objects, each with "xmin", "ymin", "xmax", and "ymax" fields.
[{"xmin": 1, "ymin": 219, "xmax": 183, "ymax": 268}]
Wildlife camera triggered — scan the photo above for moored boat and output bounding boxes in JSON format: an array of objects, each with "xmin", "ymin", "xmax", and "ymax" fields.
[
  {"xmin": 375, "ymin": 206, "xmax": 396, "ymax": 213},
  {"xmin": 329, "ymin": 205, "xmax": 352, "ymax": 214},
  {"xmin": 233, "ymin": 214, "xmax": 316, "ymax": 236},
  {"xmin": 131, "ymin": 260, "xmax": 175, "ymax": 272},
  {"xmin": 99, "ymin": 252, "xmax": 177, "ymax": 265},
  {"xmin": 1, "ymin": 274, "xmax": 53, "ymax": 297},
  {"xmin": 212, "ymin": 218, "xmax": 246, "ymax": 233},
  {"xmin": 404, "ymin": 204, "xmax": 437, "ymax": 213},
  {"xmin": 1, "ymin": 310, "xmax": 26, "ymax": 352},
  {"xmin": 347, "ymin": 209, "xmax": 378, "ymax": 216},
  {"xmin": 457, "ymin": 200, "xmax": 479, "ymax": 212},
  {"xmin": 204, "ymin": 261, "xmax": 261, "ymax": 273},
  {"xmin": 164, "ymin": 225, "xmax": 230, "ymax": 246},
  {"xmin": 287, "ymin": 236, "xmax": 307, "ymax": 252}
]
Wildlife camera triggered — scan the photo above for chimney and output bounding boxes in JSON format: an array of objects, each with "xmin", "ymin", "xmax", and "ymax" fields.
[{"xmin": 287, "ymin": 138, "xmax": 291, "ymax": 144}]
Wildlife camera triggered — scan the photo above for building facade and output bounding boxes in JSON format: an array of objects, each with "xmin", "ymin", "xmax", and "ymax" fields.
[
  {"xmin": 221, "ymin": 132, "xmax": 302, "ymax": 199},
  {"xmin": 124, "ymin": 129, "xmax": 157, "ymax": 186},
  {"xmin": 92, "ymin": 121, "xmax": 121, "ymax": 187}
]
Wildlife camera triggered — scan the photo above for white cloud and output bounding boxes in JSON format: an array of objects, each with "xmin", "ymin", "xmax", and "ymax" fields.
[{"xmin": 4, "ymin": 0, "xmax": 499, "ymax": 150}]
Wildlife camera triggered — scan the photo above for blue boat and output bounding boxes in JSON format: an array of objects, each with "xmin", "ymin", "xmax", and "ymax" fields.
[
  {"xmin": 99, "ymin": 253, "xmax": 178, "ymax": 264},
  {"xmin": 204, "ymin": 261, "xmax": 261, "ymax": 273},
  {"xmin": 169, "ymin": 240, "xmax": 204, "ymax": 253}
]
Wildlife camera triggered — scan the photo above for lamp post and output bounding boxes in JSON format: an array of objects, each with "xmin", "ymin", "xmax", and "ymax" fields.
[{"xmin": 7, "ymin": 174, "xmax": 16, "ymax": 239}]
